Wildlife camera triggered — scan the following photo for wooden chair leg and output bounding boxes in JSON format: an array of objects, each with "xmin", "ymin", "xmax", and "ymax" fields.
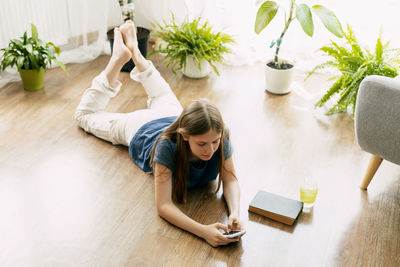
[{"xmin": 360, "ymin": 154, "xmax": 383, "ymax": 190}]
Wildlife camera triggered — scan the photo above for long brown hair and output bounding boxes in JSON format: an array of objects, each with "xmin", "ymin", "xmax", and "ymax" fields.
[{"xmin": 150, "ymin": 98, "xmax": 228, "ymax": 203}]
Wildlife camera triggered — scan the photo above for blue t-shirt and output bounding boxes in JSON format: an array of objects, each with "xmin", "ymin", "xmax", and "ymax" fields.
[
  {"xmin": 129, "ymin": 116, "xmax": 177, "ymax": 172},
  {"xmin": 129, "ymin": 116, "xmax": 233, "ymax": 188}
]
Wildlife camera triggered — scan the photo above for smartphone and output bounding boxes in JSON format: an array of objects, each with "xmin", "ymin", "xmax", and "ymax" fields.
[{"xmin": 223, "ymin": 230, "xmax": 246, "ymax": 239}]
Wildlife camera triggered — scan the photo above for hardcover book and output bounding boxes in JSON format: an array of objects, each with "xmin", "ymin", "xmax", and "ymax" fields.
[{"xmin": 248, "ymin": 190, "xmax": 303, "ymax": 225}]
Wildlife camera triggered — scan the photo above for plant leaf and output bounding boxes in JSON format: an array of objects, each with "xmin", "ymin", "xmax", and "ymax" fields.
[
  {"xmin": 3, "ymin": 54, "xmax": 16, "ymax": 70},
  {"xmin": 16, "ymin": 56, "xmax": 25, "ymax": 71},
  {"xmin": 11, "ymin": 39, "xmax": 24, "ymax": 51},
  {"xmin": 55, "ymin": 45, "xmax": 61, "ymax": 55},
  {"xmin": 31, "ymin": 24, "xmax": 38, "ymax": 41},
  {"xmin": 29, "ymin": 54, "xmax": 38, "ymax": 69},
  {"xmin": 255, "ymin": 1, "xmax": 279, "ymax": 34},
  {"xmin": 23, "ymin": 32, "xmax": 28, "ymax": 44},
  {"xmin": 54, "ymin": 59, "xmax": 69, "ymax": 75},
  {"xmin": 304, "ymin": 60, "xmax": 338, "ymax": 80},
  {"xmin": 47, "ymin": 47, "xmax": 54, "ymax": 58},
  {"xmin": 296, "ymin": 4, "xmax": 314, "ymax": 37},
  {"xmin": 47, "ymin": 42, "xmax": 61, "ymax": 55},
  {"xmin": 312, "ymin": 5, "xmax": 343, "ymax": 38},
  {"xmin": 25, "ymin": 44, "xmax": 33, "ymax": 54},
  {"xmin": 375, "ymin": 36, "xmax": 383, "ymax": 62},
  {"xmin": 315, "ymin": 76, "xmax": 344, "ymax": 107}
]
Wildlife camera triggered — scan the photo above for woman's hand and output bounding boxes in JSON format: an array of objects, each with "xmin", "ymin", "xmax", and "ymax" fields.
[
  {"xmin": 200, "ymin": 223, "xmax": 241, "ymax": 247},
  {"xmin": 227, "ymin": 215, "xmax": 245, "ymax": 232}
]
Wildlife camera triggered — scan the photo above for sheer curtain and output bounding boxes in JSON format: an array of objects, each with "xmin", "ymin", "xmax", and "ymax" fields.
[
  {"xmin": 1, "ymin": 0, "xmax": 399, "ymax": 89},
  {"xmin": 134, "ymin": 0, "xmax": 265, "ymax": 66},
  {"xmin": 0, "ymin": 0, "xmax": 123, "ymax": 89},
  {"xmin": 135, "ymin": 0, "xmax": 400, "ymax": 70}
]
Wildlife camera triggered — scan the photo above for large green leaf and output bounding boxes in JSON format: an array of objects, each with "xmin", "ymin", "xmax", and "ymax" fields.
[
  {"xmin": 11, "ymin": 39, "xmax": 24, "ymax": 50},
  {"xmin": 23, "ymin": 32, "xmax": 28, "ymax": 44},
  {"xmin": 2, "ymin": 54, "xmax": 16, "ymax": 70},
  {"xmin": 29, "ymin": 54, "xmax": 38, "ymax": 69},
  {"xmin": 312, "ymin": 5, "xmax": 343, "ymax": 38},
  {"xmin": 296, "ymin": 4, "xmax": 314, "ymax": 37},
  {"xmin": 31, "ymin": 24, "xmax": 38, "ymax": 41},
  {"xmin": 47, "ymin": 47, "xmax": 54, "ymax": 58},
  {"xmin": 16, "ymin": 56, "xmax": 25, "ymax": 70},
  {"xmin": 255, "ymin": 1, "xmax": 279, "ymax": 34},
  {"xmin": 25, "ymin": 44, "xmax": 33, "ymax": 54},
  {"xmin": 47, "ymin": 42, "xmax": 61, "ymax": 55}
]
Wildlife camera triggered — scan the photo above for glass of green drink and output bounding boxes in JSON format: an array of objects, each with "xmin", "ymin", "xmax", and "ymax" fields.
[{"xmin": 300, "ymin": 177, "xmax": 318, "ymax": 208}]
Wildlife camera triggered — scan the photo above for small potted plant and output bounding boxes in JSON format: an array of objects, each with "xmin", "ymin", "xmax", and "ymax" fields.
[
  {"xmin": 306, "ymin": 25, "xmax": 400, "ymax": 116},
  {"xmin": 149, "ymin": 14, "xmax": 235, "ymax": 78},
  {"xmin": 0, "ymin": 24, "xmax": 68, "ymax": 91},
  {"xmin": 255, "ymin": 0, "xmax": 343, "ymax": 94}
]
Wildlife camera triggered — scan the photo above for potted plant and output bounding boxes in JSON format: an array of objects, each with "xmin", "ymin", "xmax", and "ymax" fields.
[
  {"xmin": 306, "ymin": 25, "xmax": 400, "ymax": 116},
  {"xmin": 149, "ymin": 14, "xmax": 235, "ymax": 78},
  {"xmin": 107, "ymin": 0, "xmax": 150, "ymax": 72},
  {"xmin": 255, "ymin": 0, "xmax": 343, "ymax": 94},
  {"xmin": 0, "ymin": 24, "xmax": 67, "ymax": 91}
]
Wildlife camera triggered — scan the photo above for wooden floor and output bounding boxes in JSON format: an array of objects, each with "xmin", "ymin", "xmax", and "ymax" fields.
[{"xmin": 0, "ymin": 54, "xmax": 399, "ymax": 267}]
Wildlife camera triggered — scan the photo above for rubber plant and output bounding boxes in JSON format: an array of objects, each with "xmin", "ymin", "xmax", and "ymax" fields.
[{"xmin": 255, "ymin": 0, "xmax": 343, "ymax": 69}]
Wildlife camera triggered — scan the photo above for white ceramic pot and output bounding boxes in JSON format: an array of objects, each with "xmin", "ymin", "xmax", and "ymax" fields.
[
  {"xmin": 265, "ymin": 59, "xmax": 295, "ymax": 94},
  {"xmin": 182, "ymin": 56, "xmax": 211, "ymax": 78}
]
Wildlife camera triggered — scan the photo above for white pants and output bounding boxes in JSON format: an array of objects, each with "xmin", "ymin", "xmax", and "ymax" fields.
[{"xmin": 75, "ymin": 61, "xmax": 183, "ymax": 146}]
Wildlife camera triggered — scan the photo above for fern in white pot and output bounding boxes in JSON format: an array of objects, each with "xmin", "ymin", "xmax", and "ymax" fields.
[{"xmin": 150, "ymin": 14, "xmax": 235, "ymax": 78}]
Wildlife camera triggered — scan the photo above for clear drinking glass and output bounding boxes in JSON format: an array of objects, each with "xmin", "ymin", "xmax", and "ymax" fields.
[{"xmin": 300, "ymin": 177, "xmax": 318, "ymax": 209}]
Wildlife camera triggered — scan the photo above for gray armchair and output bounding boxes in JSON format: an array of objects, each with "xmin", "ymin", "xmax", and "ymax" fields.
[{"xmin": 355, "ymin": 75, "xmax": 400, "ymax": 189}]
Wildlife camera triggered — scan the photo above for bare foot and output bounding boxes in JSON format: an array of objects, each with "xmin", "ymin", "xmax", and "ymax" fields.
[
  {"xmin": 120, "ymin": 20, "xmax": 149, "ymax": 72},
  {"xmin": 120, "ymin": 20, "xmax": 139, "ymax": 54},
  {"xmin": 111, "ymin": 27, "xmax": 132, "ymax": 65}
]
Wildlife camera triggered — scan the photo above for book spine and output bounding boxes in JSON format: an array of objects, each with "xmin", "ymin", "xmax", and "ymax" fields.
[{"xmin": 248, "ymin": 206, "xmax": 295, "ymax": 225}]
